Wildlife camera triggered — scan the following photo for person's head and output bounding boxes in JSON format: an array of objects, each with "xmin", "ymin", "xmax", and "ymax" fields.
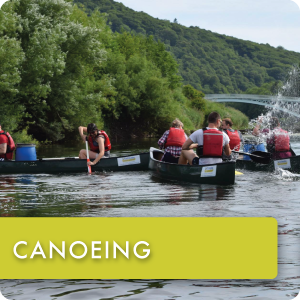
[
  {"xmin": 222, "ymin": 118, "xmax": 233, "ymax": 130},
  {"xmin": 270, "ymin": 117, "xmax": 280, "ymax": 130},
  {"xmin": 171, "ymin": 118, "xmax": 183, "ymax": 129},
  {"xmin": 208, "ymin": 112, "xmax": 222, "ymax": 126},
  {"xmin": 87, "ymin": 123, "xmax": 98, "ymax": 137}
]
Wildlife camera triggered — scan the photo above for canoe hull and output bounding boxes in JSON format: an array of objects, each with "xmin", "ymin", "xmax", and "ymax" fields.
[
  {"xmin": 0, "ymin": 153, "xmax": 150, "ymax": 174},
  {"xmin": 149, "ymin": 148, "xmax": 235, "ymax": 185},
  {"xmin": 236, "ymin": 155, "xmax": 300, "ymax": 173}
]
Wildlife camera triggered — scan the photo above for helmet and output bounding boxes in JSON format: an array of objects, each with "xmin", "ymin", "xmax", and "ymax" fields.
[{"xmin": 87, "ymin": 123, "xmax": 97, "ymax": 134}]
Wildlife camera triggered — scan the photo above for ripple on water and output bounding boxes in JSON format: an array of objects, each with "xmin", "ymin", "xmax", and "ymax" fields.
[{"xmin": 1, "ymin": 142, "xmax": 300, "ymax": 299}]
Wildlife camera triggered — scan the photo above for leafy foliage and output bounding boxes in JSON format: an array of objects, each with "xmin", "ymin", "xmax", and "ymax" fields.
[
  {"xmin": 14, "ymin": 0, "xmax": 108, "ymax": 141},
  {"xmin": 182, "ymin": 84, "xmax": 206, "ymax": 111},
  {"xmin": 0, "ymin": 0, "xmax": 249, "ymax": 143},
  {"xmin": 0, "ymin": 1, "xmax": 25, "ymax": 131},
  {"xmin": 74, "ymin": 0, "xmax": 300, "ymax": 95}
]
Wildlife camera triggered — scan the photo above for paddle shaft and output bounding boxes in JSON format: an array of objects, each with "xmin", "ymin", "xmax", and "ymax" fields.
[
  {"xmin": 232, "ymin": 150, "xmax": 271, "ymax": 164},
  {"xmin": 85, "ymin": 141, "xmax": 92, "ymax": 174},
  {"xmin": 232, "ymin": 150, "xmax": 266, "ymax": 158}
]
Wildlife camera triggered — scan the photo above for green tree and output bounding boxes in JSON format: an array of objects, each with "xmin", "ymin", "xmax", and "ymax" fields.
[
  {"xmin": 0, "ymin": 1, "xmax": 25, "ymax": 131},
  {"xmin": 182, "ymin": 84, "xmax": 206, "ymax": 111},
  {"xmin": 10, "ymin": 0, "xmax": 107, "ymax": 141}
]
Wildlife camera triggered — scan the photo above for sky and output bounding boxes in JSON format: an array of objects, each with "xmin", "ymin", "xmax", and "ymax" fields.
[{"xmin": 115, "ymin": 0, "xmax": 300, "ymax": 53}]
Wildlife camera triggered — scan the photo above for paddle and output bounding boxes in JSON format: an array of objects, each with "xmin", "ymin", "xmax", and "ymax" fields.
[
  {"xmin": 85, "ymin": 141, "xmax": 92, "ymax": 174},
  {"xmin": 232, "ymin": 150, "xmax": 272, "ymax": 164},
  {"xmin": 251, "ymin": 151, "xmax": 272, "ymax": 158}
]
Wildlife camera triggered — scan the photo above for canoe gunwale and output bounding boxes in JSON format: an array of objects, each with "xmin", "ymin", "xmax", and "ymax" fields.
[
  {"xmin": 5, "ymin": 152, "xmax": 150, "ymax": 163},
  {"xmin": 150, "ymin": 147, "xmax": 235, "ymax": 168},
  {"xmin": 149, "ymin": 147, "xmax": 236, "ymax": 185},
  {"xmin": 0, "ymin": 152, "xmax": 150, "ymax": 174}
]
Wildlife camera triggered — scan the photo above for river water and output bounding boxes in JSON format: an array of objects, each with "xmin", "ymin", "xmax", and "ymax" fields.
[{"xmin": 0, "ymin": 138, "xmax": 300, "ymax": 300}]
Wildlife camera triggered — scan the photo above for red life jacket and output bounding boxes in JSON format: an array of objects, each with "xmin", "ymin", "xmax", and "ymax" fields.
[
  {"xmin": 198, "ymin": 128, "xmax": 223, "ymax": 158},
  {"xmin": 87, "ymin": 130, "xmax": 111, "ymax": 153},
  {"xmin": 0, "ymin": 131, "xmax": 15, "ymax": 160},
  {"xmin": 224, "ymin": 129, "xmax": 241, "ymax": 151},
  {"xmin": 273, "ymin": 128, "xmax": 290, "ymax": 152},
  {"xmin": 165, "ymin": 128, "xmax": 186, "ymax": 147}
]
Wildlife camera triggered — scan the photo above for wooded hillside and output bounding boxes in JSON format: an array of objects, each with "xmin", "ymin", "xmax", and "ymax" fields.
[
  {"xmin": 74, "ymin": 0, "xmax": 300, "ymax": 96},
  {"xmin": 0, "ymin": 0, "xmax": 249, "ymax": 142}
]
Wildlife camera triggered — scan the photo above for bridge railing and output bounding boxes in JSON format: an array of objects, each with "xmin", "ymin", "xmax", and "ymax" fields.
[{"xmin": 205, "ymin": 94, "xmax": 300, "ymax": 103}]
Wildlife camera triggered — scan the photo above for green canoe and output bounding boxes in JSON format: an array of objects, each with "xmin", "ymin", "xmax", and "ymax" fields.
[
  {"xmin": 0, "ymin": 152, "xmax": 150, "ymax": 174},
  {"xmin": 236, "ymin": 155, "xmax": 300, "ymax": 173},
  {"xmin": 149, "ymin": 148, "xmax": 236, "ymax": 185}
]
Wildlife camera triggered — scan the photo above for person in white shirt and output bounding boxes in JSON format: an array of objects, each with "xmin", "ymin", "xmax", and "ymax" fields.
[{"xmin": 178, "ymin": 112, "xmax": 231, "ymax": 165}]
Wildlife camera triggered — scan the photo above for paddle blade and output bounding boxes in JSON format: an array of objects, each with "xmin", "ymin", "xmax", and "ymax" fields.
[
  {"xmin": 87, "ymin": 158, "xmax": 92, "ymax": 174},
  {"xmin": 250, "ymin": 155, "xmax": 271, "ymax": 165},
  {"xmin": 251, "ymin": 151, "xmax": 271, "ymax": 158},
  {"xmin": 85, "ymin": 141, "xmax": 92, "ymax": 174}
]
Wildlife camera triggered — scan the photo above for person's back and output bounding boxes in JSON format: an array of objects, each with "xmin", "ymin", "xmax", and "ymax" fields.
[
  {"xmin": 253, "ymin": 117, "xmax": 292, "ymax": 160},
  {"xmin": 158, "ymin": 118, "xmax": 187, "ymax": 164},
  {"xmin": 179, "ymin": 112, "xmax": 231, "ymax": 165},
  {"xmin": 265, "ymin": 127, "xmax": 291, "ymax": 159},
  {"xmin": 192, "ymin": 127, "xmax": 226, "ymax": 165}
]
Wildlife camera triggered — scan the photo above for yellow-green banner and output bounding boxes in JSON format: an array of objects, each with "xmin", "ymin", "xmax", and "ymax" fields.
[{"xmin": 0, "ymin": 218, "xmax": 277, "ymax": 279}]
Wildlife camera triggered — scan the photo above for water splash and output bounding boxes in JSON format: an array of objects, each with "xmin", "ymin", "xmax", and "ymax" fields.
[
  {"xmin": 274, "ymin": 168, "xmax": 300, "ymax": 181},
  {"xmin": 248, "ymin": 64, "xmax": 300, "ymax": 142},
  {"xmin": 281, "ymin": 65, "xmax": 300, "ymax": 97}
]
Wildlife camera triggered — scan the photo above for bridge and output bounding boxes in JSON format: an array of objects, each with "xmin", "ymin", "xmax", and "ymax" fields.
[{"xmin": 205, "ymin": 94, "xmax": 300, "ymax": 118}]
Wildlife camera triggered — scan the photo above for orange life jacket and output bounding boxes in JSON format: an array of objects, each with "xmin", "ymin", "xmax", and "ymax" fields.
[
  {"xmin": 224, "ymin": 129, "xmax": 241, "ymax": 151},
  {"xmin": 87, "ymin": 130, "xmax": 111, "ymax": 153},
  {"xmin": 197, "ymin": 128, "xmax": 223, "ymax": 158},
  {"xmin": 0, "ymin": 131, "xmax": 15, "ymax": 160},
  {"xmin": 165, "ymin": 128, "xmax": 186, "ymax": 147}
]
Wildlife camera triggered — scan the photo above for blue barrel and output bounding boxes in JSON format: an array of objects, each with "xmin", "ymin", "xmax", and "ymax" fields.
[
  {"xmin": 256, "ymin": 143, "xmax": 266, "ymax": 152},
  {"xmin": 15, "ymin": 144, "xmax": 37, "ymax": 161},
  {"xmin": 243, "ymin": 142, "xmax": 266, "ymax": 160}
]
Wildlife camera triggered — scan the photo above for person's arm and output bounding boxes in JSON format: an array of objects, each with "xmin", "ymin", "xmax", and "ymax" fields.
[
  {"xmin": 88, "ymin": 136, "xmax": 105, "ymax": 165},
  {"xmin": 182, "ymin": 138, "xmax": 197, "ymax": 150},
  {"xmin": 252, "ymin": 125, "xmax": 260, "ymax": 136},
  {"xmin": 78, "ymin": 126, "xmax": 87, "ymax": 143},
  {"xmin": 158, "ymin": 131, "xmax": 168, "ymax": 149},
  {"xmin": 252, "ymin": 117, "xmax": 263, "ymax": 136},
  {"xmin": 224, "ymin": 144, "xmax": 231, "ymax": 156},
  {"xmin": 223, "ymin": 132, "xmax": 231, "ymax": 156},
  {"xmin": 0, "ymin": 143, "xmax": 7, "ymax": 155},
  {"xmin": 189, "ymin": 143, "xmax": 198, "ymax": 149}
]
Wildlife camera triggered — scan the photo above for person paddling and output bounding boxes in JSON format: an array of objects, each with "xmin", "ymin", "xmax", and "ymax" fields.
[
  {"xmin": 78, "ymin": 123, "xmax": 111, "ymax": 166},
  {"xmin": 178, "ymin": 112, "xmax": 231, "ymax": 165},
  {"xmin": 252, "ymin": 117, "xmax": 293, "ymax": 160}
]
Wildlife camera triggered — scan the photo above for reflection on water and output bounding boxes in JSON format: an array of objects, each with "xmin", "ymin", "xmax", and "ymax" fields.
[
  {"xmin": 0, "ymin": 278, "xmax": 299, "ymax": 300},
  {"xmin": 0, "ymin": 140, "xmax": 300, "ymax": 299}
]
